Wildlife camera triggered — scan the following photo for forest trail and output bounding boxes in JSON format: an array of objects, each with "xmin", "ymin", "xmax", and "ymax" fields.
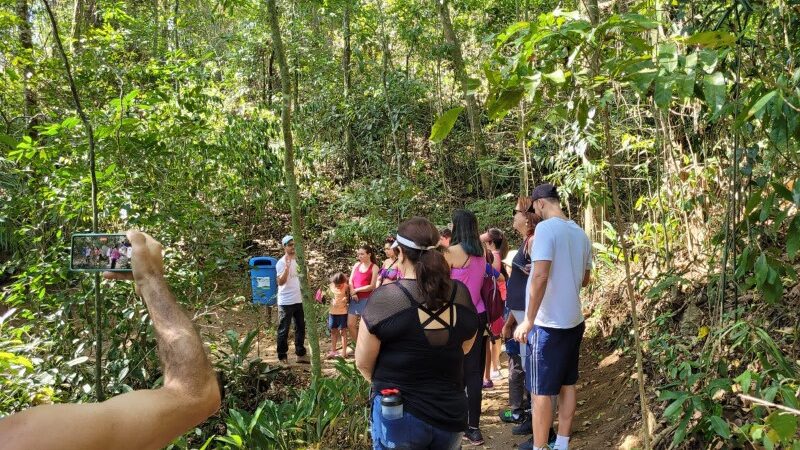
[
  {"xmin": 478, "ymin": 339, "xmax": 641, "ymax": 449},
  {"xmin": 208, "ymin": 304, "xmax": 642, "ymax": 449}
]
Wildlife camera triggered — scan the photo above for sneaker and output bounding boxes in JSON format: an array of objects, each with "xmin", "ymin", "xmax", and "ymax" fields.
[
  {"xmin": 463, "ymin": 427, "xmax": 484, "ymax": 445},
  {"xmin": 512, "ymin": 416, "xmax": 532, "ymax": 435},
  {"xmin": 490, "ymin": 370, "xmax": 502, "ymax": 380},
  {"xmin": 296, "ymin": 354, "xmax": 310, "ymax": 364},
  {"xmin": 517, "ymin": 431, "xmax": 557, "ymax": 450},
  {"xmin": 498, "ymin": 409, "xmax": 524, "ymax": 424},
  {"xmin": 278, "ymin": 357, "xmax": 288, "ymax": 365},
  {"xmin": 517, "ymin": 437, "xmax": 533, "ymax": 450},
  {"xmin": 482, "ymin": 379, "xmax": 494, "ymax": 389}
]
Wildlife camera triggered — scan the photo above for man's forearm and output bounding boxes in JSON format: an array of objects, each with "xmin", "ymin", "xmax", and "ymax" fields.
[
  {"xmin": 277, "ymin": 267, "xmax": 289, "ymax": 285},
  {"xmin": 525, "ymin": 277, "xmax": 547, "ymax": 323},
  {"xmin": 138, "ymin": 278, "xmax": 215, "ymax": 394}
]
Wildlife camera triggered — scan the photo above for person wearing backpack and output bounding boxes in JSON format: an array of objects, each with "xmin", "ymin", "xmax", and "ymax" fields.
[
  {"xmin": 443, "ymin": 209, "xmax": 488, "ymax": 446},
  {"xmin": 481, "ymin": 228, "xmax": 508, "ymax": 388}
]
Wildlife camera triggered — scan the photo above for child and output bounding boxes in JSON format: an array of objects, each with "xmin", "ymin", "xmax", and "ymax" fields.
[
  {"xmin": 327, "ymin": 272, "xmax": 350, "ymax": 359},
  {"xmin": 481, "ymin": 228, "xmax": 509, "ymax": 387}
]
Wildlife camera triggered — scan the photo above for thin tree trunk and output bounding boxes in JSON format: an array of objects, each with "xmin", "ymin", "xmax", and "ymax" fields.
[
  {"xmin": 70, "ymin": 0, "xmax": 82, "ymax": 52},
  {"xmin": 42, "ymin": 0, "xmax": 103, "ymax": 402},
  {"xmin": 268, "ymin": 49, "xmax": 275, "ymax": 107},
  {"xmin": 602, "ymin": 106, "xmax": 652, "ymax": 449},
  {"xmin": 152, "ymin": 0, "xmax": 159, "ymax": 55},
  {"xmin": 519, "ymin": 100, "xmax": 529, "ymax": 195},
  {"xmin": 342, "ymin": 1, "xmax": 356, "ymax": 178},
  {"xmin": 436, "ymin": 0, "xmax": 488, "ymax": 192},
  {"xmin": 581, "ymin": 0, "xmax": 603, "ymax": 243},
  {"xmin": 70, "ymin": 0, "xmax": 95, "ymax": 52},
  {"xmin": 266, "ymin": 0, "xmax": 322, "ymax": 383},
  {"xmin": 17, "ymin": 0, "xmax": 37, "ymax": 138},
  {"xmin": 376, "ymin": 0, "xmax": 401, "ymax": 173},
  {"xmin": 173, "ymin": 0, "xmax": 179, "ymax": 51}
]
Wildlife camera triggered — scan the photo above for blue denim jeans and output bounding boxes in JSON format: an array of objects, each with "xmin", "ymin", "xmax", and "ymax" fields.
[{"xmin": 371, "ymin": 395, "xmax": 463, "ymax": 450}]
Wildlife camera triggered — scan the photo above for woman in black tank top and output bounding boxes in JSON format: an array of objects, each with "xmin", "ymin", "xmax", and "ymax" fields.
[{"xmin": 356, "ymin": 217, "xmax": 480, "ymax": 450}]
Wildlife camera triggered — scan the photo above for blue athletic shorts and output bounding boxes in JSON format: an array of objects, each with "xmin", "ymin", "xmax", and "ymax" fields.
[
  {"xmin": 348, "ymin": 299, "xmax": 367, "ymax": 316},
  {"xmin": 525, "ymin": 321, "xmax": 585, "ymax": 395},
  {"xmin": 328, "ymin": 314, "xmax": 348, "ymax": 329}
]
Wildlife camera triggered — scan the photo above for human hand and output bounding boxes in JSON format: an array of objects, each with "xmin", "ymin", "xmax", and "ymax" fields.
[
  {"xmin": 513, "ymin": 319, "xmax": 533, "ymax": 344},
  {"xmin": 104, "ymin": 230, "xmax": 164, "ymax": 292},
  {"xmin": 522, "ymin": 263, "xmax": 531, "ymax": 275},
  {"xmin": 501, "ymin": 321, "xmax": 514, "ymax": 340}
]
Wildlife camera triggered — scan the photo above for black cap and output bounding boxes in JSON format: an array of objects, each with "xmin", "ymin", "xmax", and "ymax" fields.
[{"xmin": 531, "ymin": 183, "xmax": 559, "ymax": 201}]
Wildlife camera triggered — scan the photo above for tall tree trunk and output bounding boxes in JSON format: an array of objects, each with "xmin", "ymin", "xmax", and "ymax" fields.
[
  {"xmin": 70, "ymin": 0, "xmax": 96, "ymax": 52},
  {"xmin": 17, "ymin": 0, "xmax": 37, "ymax": 137},
  {"xmin": 436, "ymin": 0, "xmax": 489, "ymax": 192},
  {"xmin": 376, "ymin": 0, "xmax": 402, "ymax": 173},
  {"xmin": 266, "ymin": 0, "xmax": 322, "ymax": 383},
  {"xmin": 152, "ymin": 0, "xmax": 159, "ymax": 55},
  {"xmin": 43, "ymin": 0, "xmax": 103, "ymax": 401},
  {"xmin": 581, "ymin": 0, "xmax": 603, "ymax": 243},
  {"xmin": 268, "ymin": 49, "xmax": 275, "ymax": 107},
  {"xmin": 173, "ymin": 0, "xmax": 179, "ymax": 51},
  {"xmin": 342, "ymin": 1, "xmax": 356, "ymax": 178}
]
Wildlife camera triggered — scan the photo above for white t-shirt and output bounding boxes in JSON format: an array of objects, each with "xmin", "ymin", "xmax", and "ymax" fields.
[
  {"xmin": 525, "ymin": 217, "xmax": 592, "ymax": 329},
  {"xmin": 276, "ymin": 255, "xmax": 302, "ymax": 306}
]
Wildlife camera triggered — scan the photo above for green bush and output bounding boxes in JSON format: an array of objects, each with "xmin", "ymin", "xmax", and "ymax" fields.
[{"xmin": 214, "ymin": 359, "xmax": 370, "ymax": 449}]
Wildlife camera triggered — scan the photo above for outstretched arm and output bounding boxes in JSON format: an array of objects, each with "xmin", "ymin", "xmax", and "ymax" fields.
[{"xmin": 0, "ymin": 231, "xmax": 220, "ymax": 450}]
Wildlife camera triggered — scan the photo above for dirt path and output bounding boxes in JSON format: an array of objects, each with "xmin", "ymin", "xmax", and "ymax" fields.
[{"xmin": 479, "ymin": 338, "xmax": 643, "ymax": 449}]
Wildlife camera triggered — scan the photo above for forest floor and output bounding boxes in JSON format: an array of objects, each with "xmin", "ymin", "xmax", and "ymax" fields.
[{"xmin": 204, "ymin": 299, "xmax": 646, "ymax": 449}]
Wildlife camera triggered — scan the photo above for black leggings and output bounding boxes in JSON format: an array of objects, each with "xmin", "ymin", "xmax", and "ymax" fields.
[{"xmin": 463, "ymin": 313, "xmax": 487, "ymax": 429}]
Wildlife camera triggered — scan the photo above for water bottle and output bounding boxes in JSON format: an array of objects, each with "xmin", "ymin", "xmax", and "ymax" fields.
[{"xmin": 380, "ymin": 388, "xmax": 403, "ymax": 420}]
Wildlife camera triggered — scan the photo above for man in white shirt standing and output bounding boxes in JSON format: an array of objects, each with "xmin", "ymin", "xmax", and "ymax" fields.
[
  {"xmin": 275, "ymin": 235, "xmax": 309, "ymax": 364},
  {"xmin": 514, "ymin": 184, "xmax": 592, "ymax": 450}
]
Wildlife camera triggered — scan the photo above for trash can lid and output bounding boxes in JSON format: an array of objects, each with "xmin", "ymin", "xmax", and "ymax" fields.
[{"xmin": 249, "ymin": 256, "xmax": 278, "ymax": 267}]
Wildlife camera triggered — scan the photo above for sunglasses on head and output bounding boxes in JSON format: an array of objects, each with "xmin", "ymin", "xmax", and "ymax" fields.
[{"xmin": 513, "ymin": 205, "xmax": 535, "ymax": 216}]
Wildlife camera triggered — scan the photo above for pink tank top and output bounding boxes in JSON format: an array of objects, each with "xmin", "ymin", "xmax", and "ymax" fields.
[
  {"xmin": 353, "ymin": 263, "xmax": 375, "ymax": 300},
  {"xmin": 450, "ymin": 255, "xmax": 486, "ymax": 313}
]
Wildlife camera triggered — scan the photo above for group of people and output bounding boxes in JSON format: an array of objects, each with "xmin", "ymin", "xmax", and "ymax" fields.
[
  {"xmin": 0, "ymin": 183, "xmax": 589, "ymax": 450},
  {"xmin": 274, "ymin": 183, "xmax": 592, "ymax": 450},
  {"xmin": 77, "ymin": 241, "xmax": 132, "ymax": 269}
]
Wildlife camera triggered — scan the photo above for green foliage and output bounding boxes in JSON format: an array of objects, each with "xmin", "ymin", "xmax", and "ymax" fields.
[
  {"xmin": 651, "ymin": 317, "xmax": 799, "ymax": 448},
  {"xmin": 213, "ymin": 329, "xmax": 284, "ymax": 411},
  {"xmin": 429, "ymin": 107, "xmax": 464, "ymax": 143},
  {"xmin": 214, "ymin": 360, "xmax": 370, "ymax": 449}
]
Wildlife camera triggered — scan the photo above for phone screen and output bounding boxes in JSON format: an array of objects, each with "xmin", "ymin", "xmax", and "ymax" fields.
[{"xmin": 71, "ymin": 233, "xmax": 133, "ymax": 272}]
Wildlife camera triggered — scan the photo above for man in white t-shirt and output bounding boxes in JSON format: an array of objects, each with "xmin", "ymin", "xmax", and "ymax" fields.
[
  {"xmin": 275, "ymin": 235, "xmax": 309, "ymax": 364},
  {"xmin": 514, "ymin": 184, "xmax": 592, "ymax": 450}
]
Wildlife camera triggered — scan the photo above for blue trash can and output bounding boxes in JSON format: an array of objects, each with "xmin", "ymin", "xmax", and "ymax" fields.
[{"xmin": 249, "ymin": 257, "xmax": 278, "ymax": 305}]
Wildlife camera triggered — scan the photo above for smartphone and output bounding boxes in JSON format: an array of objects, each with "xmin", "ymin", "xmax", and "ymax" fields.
[
  {"xmin": 513, "ymin": 261, "xmax": 530, "ymax": 273},
  {"xmin": 71, "ymin": 233, "xmax": 133, "ymax": 272}
]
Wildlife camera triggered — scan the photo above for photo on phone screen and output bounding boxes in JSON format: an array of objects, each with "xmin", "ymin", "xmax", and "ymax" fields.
[{"xmin": 71, "ymin": 233, "xmax": 133, "ymax": 272}]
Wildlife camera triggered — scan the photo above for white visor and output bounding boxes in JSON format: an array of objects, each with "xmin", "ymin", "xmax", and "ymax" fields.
[{"xmin": 392, "ymin": 234, "xmax": 437, "ymax": 251}]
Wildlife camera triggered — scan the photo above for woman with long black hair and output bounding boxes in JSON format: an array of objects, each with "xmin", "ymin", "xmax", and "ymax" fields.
[
  {"xmin": 356, "ymin": 217, "xmax": 479, "ymax": 449},
  {"xmin": 443, "ymin": 209, "xmax": 488, "ymax": 445}
]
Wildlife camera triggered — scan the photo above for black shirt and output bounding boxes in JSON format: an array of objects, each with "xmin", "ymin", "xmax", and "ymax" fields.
[
  {"xmin": 505, "ymin": 237, "xmax": 532, "ymax": 311},
  {"xmin": 362, "ymin": 279, "xmax": 479, "ymax": 432}
]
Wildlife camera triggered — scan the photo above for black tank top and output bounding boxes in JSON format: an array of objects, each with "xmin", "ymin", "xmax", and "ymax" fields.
[
  {"xmin": 361, "ymin": 279, "xmax": 479, "ymax": 432},
  {"xmin": 505, "ymin": 237, "xmax": 531, "ymax": 311}
]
